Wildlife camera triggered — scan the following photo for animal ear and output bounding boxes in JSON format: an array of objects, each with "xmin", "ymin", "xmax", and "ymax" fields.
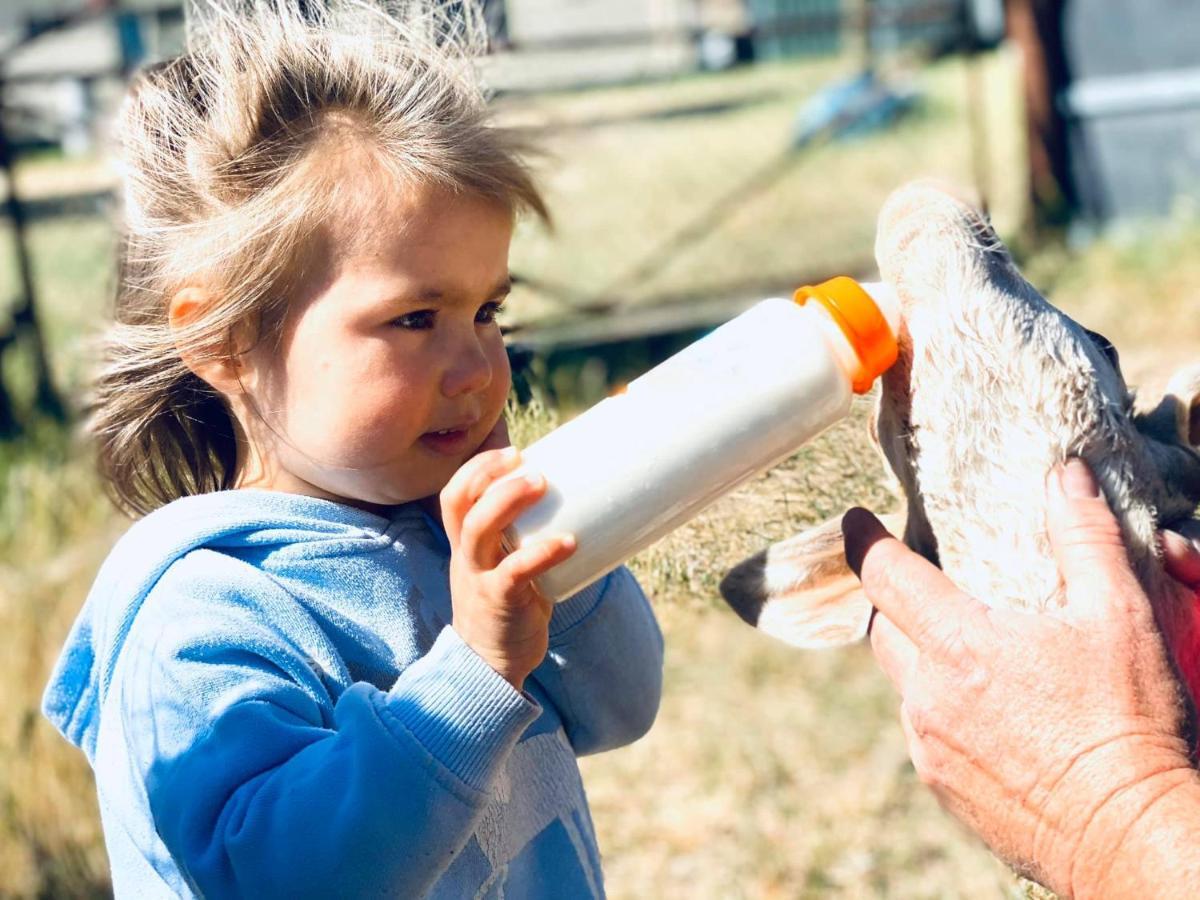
[
  {"xmin": 1135, "ymin": 363, "xmax": 1200, "ymax": 448},
  {"xmin": 1167, "ymin": 364, "xmax": 1200, "ymax": 447},
  {"xmin": 719, "ymin": 511, "xmax": 905, "ymax": 649}
]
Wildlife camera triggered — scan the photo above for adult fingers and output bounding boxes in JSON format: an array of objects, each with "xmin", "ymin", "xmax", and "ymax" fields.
[
  {"xmin": 869, "ymin": 610, "xmax": 918, "ymax": 695},
  {"xmin": 1168, "ymin": 517, "xmax": 1200, "ymax": 547},
  {"xmin": 898, "ymin": 702, "xmax": 944, "ymax": 798},
  {"xmin": 1044, "ymin": 458, "xmax": 1145, "ymax": 621},
  {"xmin": 440, "ymin": 447, "xmax": 521, "ymax": 544},
  {"xmin": 843, "ymin": 507, "xmax": 983, "ymax": 654},
  {"xmin": 1162, "ymin": 526, "xmax": 1200, "ymax": 590},
  {"xmin": 459, "ymin": 472, "xmax": 548, "ymax": 570}
]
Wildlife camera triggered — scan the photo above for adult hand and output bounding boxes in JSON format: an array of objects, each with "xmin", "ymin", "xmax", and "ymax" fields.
[
  {"xmin": 1163, "ymin": 518, "xmax": 1200, "ymax": 589},
  {"xmin": 843, "ymin": 459, "xmax": 1200, "ymax": 897}
]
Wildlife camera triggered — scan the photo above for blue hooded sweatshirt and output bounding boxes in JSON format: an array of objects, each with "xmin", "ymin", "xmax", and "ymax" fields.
[{"xmin": 42, "ymin": 489, "xmax": 663, "ymax": 898}]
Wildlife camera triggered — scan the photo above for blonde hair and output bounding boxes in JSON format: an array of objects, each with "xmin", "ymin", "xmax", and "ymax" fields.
[{"xmin": 91, "ymin": 0, "xmax": 547, "ymax": 516}]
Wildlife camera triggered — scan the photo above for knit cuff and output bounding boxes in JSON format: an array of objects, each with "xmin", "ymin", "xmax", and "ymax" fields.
[
  {"xmin": 548, "ymin": 572, "xmax": 611, "ymax": 639},
  {"xmin": 385, "ymin": 627, "xmax": 539, "ymax": 793}
]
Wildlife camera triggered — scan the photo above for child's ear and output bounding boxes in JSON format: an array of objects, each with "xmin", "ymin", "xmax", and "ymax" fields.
[{"xmin": 169, "ymin": 287, "xmax": 253, "ymax": 396}]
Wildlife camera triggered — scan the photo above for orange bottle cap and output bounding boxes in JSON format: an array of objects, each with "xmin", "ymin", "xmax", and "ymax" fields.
[{"xmin": 794, "ymin": 276, "xmax": 898, "ymax": 394}]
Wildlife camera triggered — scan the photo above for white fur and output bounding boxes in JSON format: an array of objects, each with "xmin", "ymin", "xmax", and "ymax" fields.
[{"xmin": 721, "ymin": 181, "xmax": 1200, "ymax": 647}]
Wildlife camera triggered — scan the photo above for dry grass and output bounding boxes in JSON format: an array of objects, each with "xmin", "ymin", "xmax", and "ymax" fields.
[
  {"xmin": 0, "ymin": 432, "xmax": 118, "ymax": 898},
  {"xmin": 578, "ymin": 401, "xmax": 1022, "ymax": 898},
  {"xmin": 498, "ymin": 47, "xmax": 1027, "ymax": 326},
  {"xmin": 2, "ymin": 46, "xmax": 1199, "ymax": 899},
  {"xmin": 575, "ymin": 218, "xmax": 1200, "ymax": 897}
]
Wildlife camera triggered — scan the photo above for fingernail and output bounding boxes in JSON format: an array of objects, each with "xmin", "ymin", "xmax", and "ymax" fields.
[
  {"xmin": 842, "ymin": 507, "xmax": 886, "ymax": 578},
  {"xmin": 1163, "ymin": 529, "xmax": 1200, "ymax": 563},
  {"xmin": 501, "ymin": 446, "xmax": 519, "ymax": 459},
  {"xmin": 524, "ymin": 472, "xmax": 545, "ymax": 490},
  {"xmin": 1162, "ymin": 529, "xmax": 1193, "ymax": 558},
  {"xmin": 1061, "ymin": 458, "xmax": 1101, "ymax": 498}
]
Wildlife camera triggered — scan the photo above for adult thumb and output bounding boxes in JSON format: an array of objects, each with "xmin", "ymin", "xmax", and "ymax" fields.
[{"xmin": 1045, "ymin": 458, "xmax": 1143, "ymax": 619}]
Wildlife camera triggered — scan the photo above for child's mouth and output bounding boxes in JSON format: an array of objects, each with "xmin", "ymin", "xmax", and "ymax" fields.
[{"xmin": 420, "ymin": 428, "xmax": 471, "ymax": 455}]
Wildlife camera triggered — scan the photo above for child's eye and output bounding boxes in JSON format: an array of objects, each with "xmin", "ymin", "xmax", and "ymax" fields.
[
  {"xmin": 389, "ymin": 310, "xmax": 436, "ymax": 330},
  {"xmin": 476, "ymin": 301, "xmax": 505, "ymax": 325}
]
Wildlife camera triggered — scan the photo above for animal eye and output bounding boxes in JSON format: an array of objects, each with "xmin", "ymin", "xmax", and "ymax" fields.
[
  {"xmin": 476, "ymin": 301, "xmax": 505, "ymax": 325},
  {"xmin": 1083, "ymin": 327, "xmax": 1120, "ymax": 373},
  {"xmin": 389, "ymin": 310, "xmax": 436, "ymax": 330}
]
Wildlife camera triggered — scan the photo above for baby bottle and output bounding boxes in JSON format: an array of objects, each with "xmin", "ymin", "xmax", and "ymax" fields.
[{"xmin": 501, "ymin": 276, "xmax": 900, "ymax": 601}]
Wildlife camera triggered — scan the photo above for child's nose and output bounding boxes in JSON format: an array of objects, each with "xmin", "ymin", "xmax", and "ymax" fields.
[{"xmin": 441, "ymin": 332, "xmax": 493, "ymax": 398}]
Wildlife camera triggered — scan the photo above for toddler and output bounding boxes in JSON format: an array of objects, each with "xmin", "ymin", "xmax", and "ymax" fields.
[{"xmin": 41, "ymin": 2, "xmax": 663, "ymax": 897}]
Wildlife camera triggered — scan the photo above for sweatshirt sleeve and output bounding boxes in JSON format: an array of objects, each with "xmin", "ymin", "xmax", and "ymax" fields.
[
  {"xmin": 114, "ymin": 553, "xmax": 538, "ymax": 899},
  {"xmin": 529, "ymin": 566, "xmax": 664, "ymax": 756}
]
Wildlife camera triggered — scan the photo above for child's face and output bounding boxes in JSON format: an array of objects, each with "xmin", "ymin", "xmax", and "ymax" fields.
[{"xmin": 236, "ymin": 183, "xmax": 514, "ymax": 510}]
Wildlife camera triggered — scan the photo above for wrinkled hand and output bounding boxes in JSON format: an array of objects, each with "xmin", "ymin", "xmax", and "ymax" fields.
[
  {"xmin": 843, "ymin": 459, "xmax": 1199, "ymax": 897},
  {"xmin": 439, "ymin": 436, "xmax": 576, "ymax": 691}
]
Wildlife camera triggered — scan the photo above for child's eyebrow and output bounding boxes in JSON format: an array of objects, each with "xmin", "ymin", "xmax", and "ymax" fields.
[{"xmin": 414, "ymin": 275, "xmax": 512, "ymax": 304}]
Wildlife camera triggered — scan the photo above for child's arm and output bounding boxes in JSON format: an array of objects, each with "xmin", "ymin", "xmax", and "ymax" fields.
[
  {"xmin": 529, "ymin": 566, "xmax": 664, "ymax": 756},
  {"xmin": 439, "ymin": 447, "xmax": 663, "ymax": 755},
  {"xmin": 116, "ymin": 555, "xmax": 538, "ymax": 899}
]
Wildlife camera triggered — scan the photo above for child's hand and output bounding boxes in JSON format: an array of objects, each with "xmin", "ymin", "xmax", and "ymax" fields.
[{"xmin": 440, "ymin": 447, "xmax": 577, "ymax": 690}]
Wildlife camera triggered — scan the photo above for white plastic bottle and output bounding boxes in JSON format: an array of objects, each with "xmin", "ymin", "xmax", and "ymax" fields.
[{"xmin": 501, "ymin": 276, "xmax": 901, "ymax": 601}]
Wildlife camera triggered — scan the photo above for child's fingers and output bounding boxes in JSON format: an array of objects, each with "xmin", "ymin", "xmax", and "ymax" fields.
[
  {"xmin": 459, "ymin": 472, "xmax": 548, "ymax": 569},
  {"xmin": 440, "ymin": 447, "xmax": 521, "ymax": 543},
  {"xmin": 495, "ymin": 533, "xmax": 577, "ymax": 593}
]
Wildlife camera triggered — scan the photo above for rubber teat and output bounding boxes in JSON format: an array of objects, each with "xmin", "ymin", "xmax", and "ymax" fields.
[{"xmin": 794, "ymin": 277, "xmax": 899, "ymax": 393}]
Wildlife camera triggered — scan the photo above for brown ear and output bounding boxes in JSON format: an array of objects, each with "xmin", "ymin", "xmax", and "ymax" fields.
[
  {"xmin": 1166, "ymin": 364, "xmax": 1200, "ymax": 448},
  {"xmin": 1134, "ymin": 364, "xmax": 1200, "ymax": 519},
  {"xmin": 1142, "ymin": 364, "xmax": 1200, "ymax": 446},
  {"xmin": 720, "ymin": 511, "xmax": 905, "ymax": 649}
]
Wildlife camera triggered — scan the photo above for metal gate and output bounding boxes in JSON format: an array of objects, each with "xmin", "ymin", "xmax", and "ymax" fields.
[{"xmin": 1060, "ymin": 0, "xmax": 1200, "ymax": 225}]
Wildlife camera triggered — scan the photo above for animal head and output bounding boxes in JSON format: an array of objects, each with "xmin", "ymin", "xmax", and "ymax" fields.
[{"xmin": 721, "ymin": 181, "xmax": 1200, "ymax": 664}]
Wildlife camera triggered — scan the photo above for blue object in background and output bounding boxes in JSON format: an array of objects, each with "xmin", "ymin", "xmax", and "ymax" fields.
[
  {"xmin": 115, "ymin": 11, "xmax": 145, "ymax": 73},
  {"xmin": 791, "ymin": 68, "xmax": 919, "ymax": 148}
]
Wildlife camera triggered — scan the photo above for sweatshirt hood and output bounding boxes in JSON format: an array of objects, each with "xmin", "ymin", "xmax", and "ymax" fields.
[{"xmin": 42, "ymin": 489, "xmax": 404, "ymax": 763}]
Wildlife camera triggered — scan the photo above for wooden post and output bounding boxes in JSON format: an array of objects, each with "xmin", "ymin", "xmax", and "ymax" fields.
[
  {"xmin": 1005, "ymin": 0, "xmax": 1076, "ymax": 231},
  {"xmin": 0, "ymin": 79, "xmax": 66, "ymax": 431},
  {"xmin": 848, "ymin": 0, "xmax": 874, "ymax": 73}
]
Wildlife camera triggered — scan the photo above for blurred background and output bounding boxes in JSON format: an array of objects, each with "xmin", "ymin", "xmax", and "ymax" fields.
[{"xmin": 1, "ymin": 1, "xmax": 1198, "ymax": 897}]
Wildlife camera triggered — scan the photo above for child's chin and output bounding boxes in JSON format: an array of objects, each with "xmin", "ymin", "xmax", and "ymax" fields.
[{"xmin": 308, "ymin": 470, "xmax": 435, "ymax": 511}]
